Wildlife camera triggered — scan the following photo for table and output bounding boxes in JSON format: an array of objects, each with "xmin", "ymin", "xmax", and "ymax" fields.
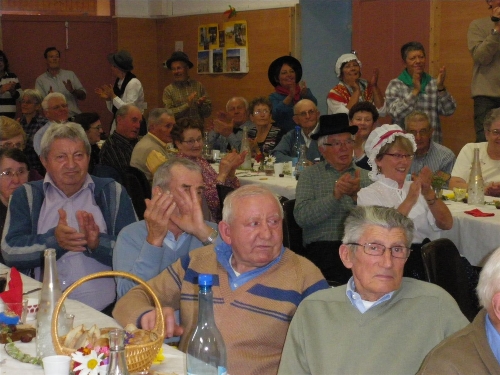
[
  {"xmin": 440, "ymin": 191, "xmax": 500, "ymax": 267},
  {"xmin": 212, "ymin": 164, "xmax": 298, "ymax": 199},
  {"xmin": 0, "ymin": 264, "xmax": 186, "ymax": 375}
]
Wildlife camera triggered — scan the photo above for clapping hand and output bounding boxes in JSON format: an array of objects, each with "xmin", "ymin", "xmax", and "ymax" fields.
[
  {"xmin": 169, "ymin": 185, "xmax": 207, "ymax": 239},
  {"xmin": 95, "ymin": 84, "xmax": 114, "ymax": 100},
  {"xmin": 436, "ymin": 66, "xmax": 446, "ymax": 90},
  {"xmin": 370, "ymin": 68, "xmax": 380, "ymax": 87},
  {"xmin": 55, "ymin": 208, "xmax": 87, "ymax": 252},
  {"xmin": 219, "ymin": 150, "xmax": 247, "ymax": 179},
  {"xmin": 144, "ymin": 190, "xmax": 176, "ymax": 247},
  {"xmin": 334, "ymin": 170, "xmax": 361, "ymax": 200},
  {"xmin": 63, "ymin": 79, "xmax": 74, "ymax": 93},
  {"xmin": 76, "ymin": 210, "xmax": 100, "ymax": 250}
]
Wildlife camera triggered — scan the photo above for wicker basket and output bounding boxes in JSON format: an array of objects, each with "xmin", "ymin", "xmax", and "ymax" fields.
[{"xmin": 51, "ymin": 271, "xmax": 165, "ymax": 373}]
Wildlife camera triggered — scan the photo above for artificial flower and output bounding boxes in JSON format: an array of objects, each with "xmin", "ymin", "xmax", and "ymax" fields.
[
  {"xmin": 72, "ymin": 349, "xmax": 107, "ymax": 375},
  {"xmin": 264, "ymin": 155, "xmax": 276, "ymax": 167}
]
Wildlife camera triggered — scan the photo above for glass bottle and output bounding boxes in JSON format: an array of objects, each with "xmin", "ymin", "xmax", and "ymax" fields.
[
  {"xmin": 295, "ymin": 144, "xmax": 308, "ymax": 181},
  {"xmin": 36, "ymin": 249, "xmax": 68, "ymax": 358},
  {"xmin": 202, "ymin": 131, "xmax": 213, "ymax": 162},
  {"xmin": 468, "ymin": 147, "xmax": 484, "ymax": 205},
  {"xmin": 291, "ymin": 126, "xmax": 301, "ymax": 166},
  {"xmin": 107, "ymin": 329, "xmax": 129, "ymax": 375},
  {"xmin": 186, "ymin": 274, "xmax": 227, "ymax": 375},
  {"xmin": 240, "ymin": 126, "xmax": 252, "ymax": 170}
]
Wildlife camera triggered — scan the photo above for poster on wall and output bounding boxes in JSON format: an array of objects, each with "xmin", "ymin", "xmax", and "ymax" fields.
[{"xmin": 197, "ymin": 20, "xmax": 248, "ymax": 73}]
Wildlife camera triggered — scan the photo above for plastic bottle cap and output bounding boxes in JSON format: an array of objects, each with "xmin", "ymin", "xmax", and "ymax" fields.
[{"xmin": 198, "ymin": 274, "xmax": 213, "ymax": 286}]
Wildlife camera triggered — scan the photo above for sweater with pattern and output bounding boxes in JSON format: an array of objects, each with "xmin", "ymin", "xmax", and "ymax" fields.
[{"xmin": 113, "ymin": 245, "xmax": 328, "ymax": 375}]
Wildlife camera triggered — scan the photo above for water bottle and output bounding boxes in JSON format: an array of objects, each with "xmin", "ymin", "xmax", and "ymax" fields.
[
  {"xmin": 186, "ymin": 274, "xmax": 227, "ymax": 375},
  {"xmin": 468, "ymin": 147, "xmax": 484, "ymax": 205},
  {"xmin": 295, "ymin": 144, "xmax": 308, "ymax": 181},
  {"xmin": 291, "ymin": 126, "xmax": 301, "ymax": 166},
  {"xmin": 36, "ymin": 249, "xmax": 68, "ymax": 358},
  {"xmin": 107, "ymin": 329, "xmax": 129, "ymax": 375},
  {"xmin": 240, "ymin": 126, "xmax": 252, "ymax": 170}
]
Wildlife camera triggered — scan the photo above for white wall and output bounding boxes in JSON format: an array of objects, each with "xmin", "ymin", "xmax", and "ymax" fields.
[{"xmin": 115, "ymin": 0, "xmax": 298, "ymax": 17}]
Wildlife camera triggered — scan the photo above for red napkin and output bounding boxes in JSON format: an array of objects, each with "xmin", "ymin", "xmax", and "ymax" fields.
[
  {"xmin": 464, "ymin": 209, "xmax": 495, "ymax": 217},
  {"xmin": 0, "ymin": 268, "xmax": 23, "ymax": 315}
]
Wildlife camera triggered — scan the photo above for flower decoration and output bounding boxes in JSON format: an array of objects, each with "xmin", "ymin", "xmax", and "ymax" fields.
[
  {"xmin": 223, "ymin": 5, "xmax": 237, "ymax": 19},
  {"xmin": 72, "ymin": 347, "xmax": 109, "ymax": 375},
  {"xmin": 264, "ymin": 155, "xmax": 276, "ymax": 167},
  {"xmin": 254, "ymin": 153, "xmax": 264, "ymax": 163},
  {"xmin": 431, "ymin": 171, "xmax": 451, "ymax": 191},
  {"xmin": 152, "ymin": 347, "xmax": 165, "ymax": 365}
]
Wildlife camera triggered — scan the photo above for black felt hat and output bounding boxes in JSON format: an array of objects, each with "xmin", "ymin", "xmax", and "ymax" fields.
[
  {"xmin": 107, "ymin": 50, "xmax": 134, "ymax": 72},
  {"xmin": 166, "ymin": 51, "xmax": 194, "ymax": 70},
  {"xmin": 310, "ymin": 114, "xmax": 358, "ymax": 140},
  {"xmin": 267, "ymin": 55, "xmax": 303, "ymax": 87}
]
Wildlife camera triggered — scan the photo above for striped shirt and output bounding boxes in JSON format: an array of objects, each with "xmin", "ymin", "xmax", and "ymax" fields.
[
  {"xmin": 99, "ymin": 131, "xmax": 138, "ymax": 174},
  {"xmin": 410, "ymin": 141, "xmax": 456, "ymax": 178},
  {"xmin": 0, "ymin": 72, "xmax": 21, "ymax": 118}
]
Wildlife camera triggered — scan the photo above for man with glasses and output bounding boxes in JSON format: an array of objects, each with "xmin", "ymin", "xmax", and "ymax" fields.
[
  {"xmin": 271, "ymin": 99, "xmax": 321, "ymax": 163},
  {"xmin": 131, "ymin": 108, "xmax": 177, "ymax": 183},
  {"xmin": 100, "ymin": 104, "xmax": 141, "ymax": 174},
  {"xmin": 294, "ymin": 113, "xmax": 371, "ymax": 284},
  {"xmin": 35, "ymin": 47, "xmax": 86, "ymax": 117},
  {"xmin": 406, "ymin": 111, "xmax": 456, "ymax": 179},
  {"xmin": 279, "ymin": 205, "xmax": 468, "ymax": 375},
  {"xmin": 450, "ymin": 107, "xmax": 500, "ymax": 196}
]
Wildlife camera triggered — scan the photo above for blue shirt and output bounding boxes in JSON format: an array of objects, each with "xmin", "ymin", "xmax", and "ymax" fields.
[
  {"xmin": 215, "ymin": 237, "xmax": 284, "ymax": 290},
  {"xmin": 346, "ymin": 277, "xmax": 394, "ymax": 313},
  {"xmin": 486, "ymin": 313, "xmax": 500, "ymax": 365}
]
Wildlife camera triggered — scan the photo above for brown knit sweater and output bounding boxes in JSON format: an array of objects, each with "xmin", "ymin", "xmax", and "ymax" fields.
[{"xmin": 113, "ymin": 245, "xmax": 328, "ymax": 375}]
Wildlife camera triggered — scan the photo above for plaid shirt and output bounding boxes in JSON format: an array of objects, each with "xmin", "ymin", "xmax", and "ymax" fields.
[
  {"xmin": 18, "ymin": 115, "xmax": 48, "ymax": 175},
  {"xmin": 385, "ymin": 77, "xmax": 456, "ymax": 143},
  {"xmin": 294, "ymin": 161, "xmax": 372, "ymax": 245},
  {"xmin": 162, "ymin": 79, "xmax": 212, "ymax": 121}
]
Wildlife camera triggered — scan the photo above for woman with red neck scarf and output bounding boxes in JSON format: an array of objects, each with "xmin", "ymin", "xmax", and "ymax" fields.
[{"xmin": 268, "ymin": 56, "xmax": 317, "ymax": 133}]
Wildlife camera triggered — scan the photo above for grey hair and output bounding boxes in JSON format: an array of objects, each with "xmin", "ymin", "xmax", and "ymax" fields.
[
  {"xmin": 20, "ymin": 89, "xmax": 44, "ymax": 105},
  {"xmin": 483, "ymin": 108, "xmax": 500, "ymax": 133},
  {"xmin": 404, "ymin": 111, "xmax": 430, "ymax": 129},
  {"xmin": 317, "ymin": 133, "xmax": 354, "ymax": 149},
  {"xmin": 147, "ymin": 108, "xmax": 174, "ymax": 131},
  {"xmin": 41, "ymin": 92, "xmax": 66, "ymax": 110},
  {"xmin": 226, "ymin": 97, "xmax": 248, "ymax": 112},
  {"xmin": 477, "ymin": 247, "xmax": 500, "ymax": 310},
  {"xmin": 342, "ymin": 206, "xmax": 414, "ymax": 247},
  {"xmin": 152, "ymin": 157, "xmax": 201, "ymax": 191},
  {"xmin": 222, "ymin": 184, "xmax": 283, "ymax": 224},
  {"xmin": 40, "ymin": 122, "xmax": 91, "ymax": 160},
  {"xmin": 116, "ymin": 103, "xmax": 139, "ymax": 119}
]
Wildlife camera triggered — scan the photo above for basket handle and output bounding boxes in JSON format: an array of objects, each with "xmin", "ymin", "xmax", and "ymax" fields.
[{"xmin": 51, "ymin": 270, "xmax": 165, "ymax": 354}]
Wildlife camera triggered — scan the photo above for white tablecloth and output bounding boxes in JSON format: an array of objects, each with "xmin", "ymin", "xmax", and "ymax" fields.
[
  {"xmin": 440, "ymin": 192, "xmax": 500, "ymax": 267},
  {"xmin": 0, "ymin": 264, "xmax": 186, "ymax": 374}
]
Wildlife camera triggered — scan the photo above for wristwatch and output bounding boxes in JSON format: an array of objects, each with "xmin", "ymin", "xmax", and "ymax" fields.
[{"xmin": 202, "ymin": 229, "xmax": 219, "ymax": 246}]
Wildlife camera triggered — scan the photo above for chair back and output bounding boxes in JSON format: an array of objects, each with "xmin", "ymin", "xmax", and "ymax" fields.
[
  {"xmin": 216, "ymin": 184, "xmax": 235, "ymax": 218},
  {"xmin": 421, "ymin": 238, "xmax": 479, "ymax": 321},
  {"xmin": 91, "ymin": 164, "xmax": 124, "ymax": 185},
  {"xmin": 282, "ymin": 199, "xmax": 305, "ymax": 256},
  {"xmin": 122, "ymin": 166, "xmax": 152, "ymax": 220}
]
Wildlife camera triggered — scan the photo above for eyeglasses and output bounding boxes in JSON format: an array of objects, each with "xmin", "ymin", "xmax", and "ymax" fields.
[
  {"xmin": 384, "ymin": 153, "xmax": 414, "ymax": 160},
  {"xmin": 323, "ymin": 139, "xmax": 355, "ymax": 148},
  {"xmin": 49, "ymin": 103, "xmax": 68, "ymax": 111},
  {"xmin": 0, "ymin": 168, "xmax": 28, "ymax": 179},
  {"xmin": 295, "ymin": 109, "xmax": 316, "ymax": 118},
  {"xmin": 253, "ymin": 109, "xmax": 270, "ymax": 115},
  {"xmin": 347, "ymin": 243, "xmax": 412, "ymax": 259},
  {"xmin": 182, "ymin": 137, "xmax": 203, "ymax": 146},
  {"xmin": 408, "ymin": 129, "xmax": 430, "ymax": 137},
  {"xmin": 487, "ymin": 129, "xmax": 500, "ymax": 136},
  {"xmin": 0, "ymin": 142, "xmax": 24, "ymax": 150}
]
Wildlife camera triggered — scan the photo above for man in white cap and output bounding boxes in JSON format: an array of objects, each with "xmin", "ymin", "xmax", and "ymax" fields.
[{"xmin": 162, "ymin": 51, "xmax": 211, "ymax": 122}]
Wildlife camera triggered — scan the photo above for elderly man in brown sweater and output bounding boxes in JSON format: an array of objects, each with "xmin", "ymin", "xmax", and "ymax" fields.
[{"xmin": 113, "ymin": 184, "xmax": 328, "ymax": 375}]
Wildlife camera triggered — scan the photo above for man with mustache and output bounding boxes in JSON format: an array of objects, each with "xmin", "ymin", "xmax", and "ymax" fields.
[{"xmin": 162, "ymin": 51, "xmax": 212, "ymax": 122}]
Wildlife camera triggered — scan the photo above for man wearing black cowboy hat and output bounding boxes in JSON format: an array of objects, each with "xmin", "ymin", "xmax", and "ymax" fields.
[
  {"xmin": 96, "ymin": 50, "xmax": 145, "ymax": 134},
  {"xmin": 162, "ymin": 51, "xmax": 211, "ymax": 122},
  {"xmin": 294, "ymin": 113, "xmax": 372, "ymax": 284}
]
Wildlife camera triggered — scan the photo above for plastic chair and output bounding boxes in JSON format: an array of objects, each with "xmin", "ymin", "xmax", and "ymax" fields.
[{"xmin": 421, "ymin": 238, "xmax": 480, "ymax": 321}]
